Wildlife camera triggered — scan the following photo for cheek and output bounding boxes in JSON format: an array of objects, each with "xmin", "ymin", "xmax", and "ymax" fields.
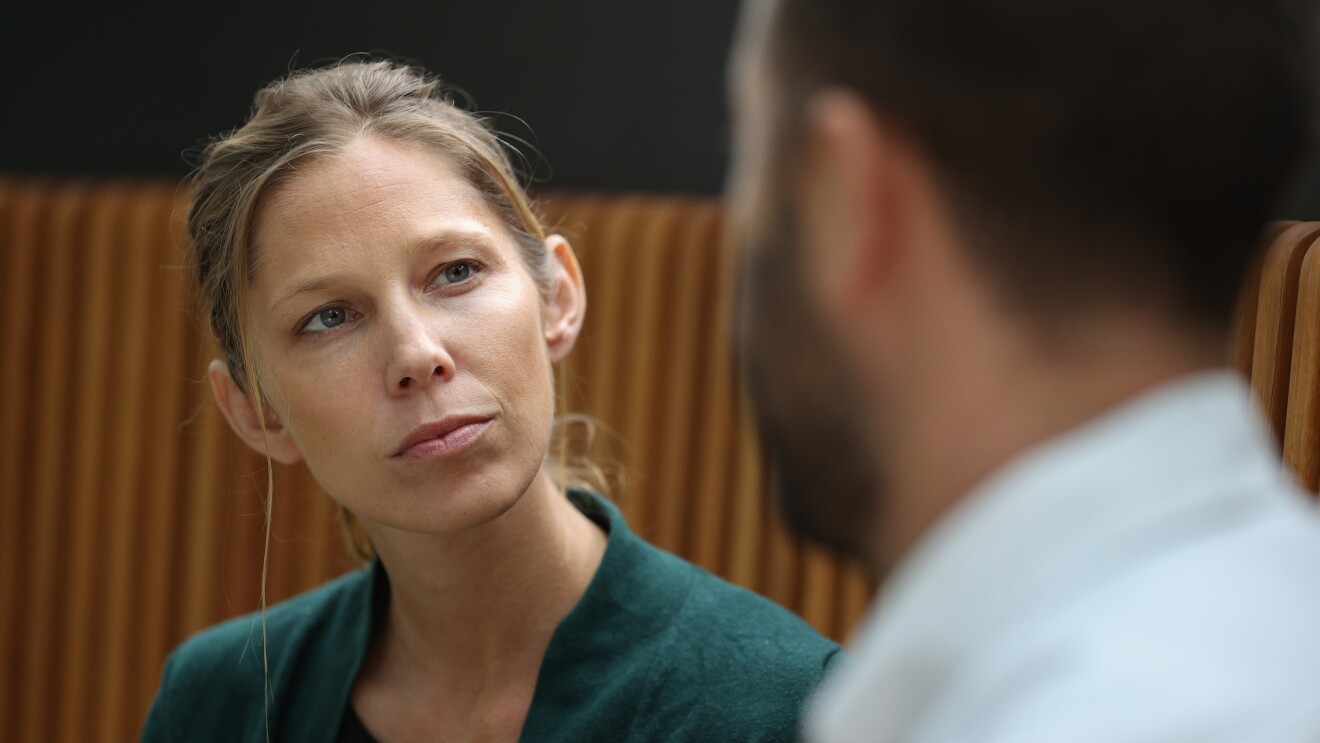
[
  {"xmin": 463, "ymin": 284, "xmax": 556, "ymax": 416},
  {"xmin": 256, "ymin": 341, "xmax": 375, "ymax": 464}
]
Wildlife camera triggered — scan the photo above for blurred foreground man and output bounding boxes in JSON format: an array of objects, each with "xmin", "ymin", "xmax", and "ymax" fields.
[{"xmin": 728, "ymin": 0, "xmax": 1320, "ymax": 740}]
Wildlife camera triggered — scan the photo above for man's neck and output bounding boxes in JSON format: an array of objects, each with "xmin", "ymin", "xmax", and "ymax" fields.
[{"xmin": 871, "ymin": 311, "xmax": 1226, "ymax": 572}]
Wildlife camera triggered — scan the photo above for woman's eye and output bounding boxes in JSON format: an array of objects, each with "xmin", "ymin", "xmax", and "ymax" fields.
[
  {"xmin": 434, "ymin": 261, "xmax": 479, "ymax": 286},
  {"xmin": 301, "ymin": 306, "xmax": 350, "ymax": 333}
]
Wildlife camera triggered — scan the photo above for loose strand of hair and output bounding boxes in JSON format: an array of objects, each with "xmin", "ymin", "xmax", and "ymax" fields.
[
  {"xmin": 259, "ymin": 434, "xmax": 274, "ymax": 743},
  {"xmin": 244, "ymin": 358, "xmax": 274, "ymax": 743}
]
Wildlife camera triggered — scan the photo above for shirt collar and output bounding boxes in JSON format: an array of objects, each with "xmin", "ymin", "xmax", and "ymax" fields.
[{"xmin": 809, "ymin": 371, "xmax": 1288, "ymax": 741}]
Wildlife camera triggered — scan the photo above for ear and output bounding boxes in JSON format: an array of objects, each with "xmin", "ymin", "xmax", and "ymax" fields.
[
  {"xmin": 797, "ymin": 89, "xmax": 913, "ymax": 322},
  {"xmin": 541, "ymin": 235, "xmax": 587, "ymax": 363},
  {"xmin": 207, "ymin": 359, "xmax": 304, "ymax": 465}
]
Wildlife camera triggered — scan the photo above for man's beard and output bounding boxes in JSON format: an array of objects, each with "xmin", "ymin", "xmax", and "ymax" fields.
[{"xmin": 734, "ymin": 202, "xmax": 881, "ymax": 561}]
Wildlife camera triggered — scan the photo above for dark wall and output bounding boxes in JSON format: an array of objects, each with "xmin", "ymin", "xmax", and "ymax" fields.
[
  {"xmin": 2, "ymin": 0, "xmax": 1317, "ymax": 216},
  {"xmin": 2, "ymin": 0, "xmax": 740, "ymax": 193},
  {"xmin": 1286, "ymin": 159, "xmax": 1320, "ymax": 220}
]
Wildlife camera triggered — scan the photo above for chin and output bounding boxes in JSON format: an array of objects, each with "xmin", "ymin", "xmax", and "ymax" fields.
[
  {"xmin": 367, "ymin": 449, "xmax": 548, "ymax": 536},
  {"xmin": 761, "ymin": 425, "xmax": 878, "ymax": 560},
  {"xmin": 348, "ymin": 489, "xmax": 506, "ymax": 537}
]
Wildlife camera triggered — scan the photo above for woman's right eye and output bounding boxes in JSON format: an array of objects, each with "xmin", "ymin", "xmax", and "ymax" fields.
[{"xmin": 300, "ymin": 306, "xmax": 351, "ymax": 334}]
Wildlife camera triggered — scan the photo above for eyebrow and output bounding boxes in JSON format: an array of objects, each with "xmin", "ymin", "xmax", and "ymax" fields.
[
  {"xmin": 410, "ymin": 228, "xmax": 499, "ymax": 262},
  {"xmin": 270, "ymin": 227, "xmax": 501, "ymax": 312}
]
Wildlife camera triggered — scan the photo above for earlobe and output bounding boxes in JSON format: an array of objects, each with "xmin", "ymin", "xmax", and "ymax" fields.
[
  {"xmin": 206, "ymin": 359, "xmax": 304, "ymax": 465},
  {"xmin": 541, "ymin": 235, "xmax": 587, "ymax": 363}
]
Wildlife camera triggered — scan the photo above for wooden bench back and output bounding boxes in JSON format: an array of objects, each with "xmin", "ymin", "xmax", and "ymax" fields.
[{"xmin": 0, "ymin": 177, "xmax": 1314, "ymax": 742}]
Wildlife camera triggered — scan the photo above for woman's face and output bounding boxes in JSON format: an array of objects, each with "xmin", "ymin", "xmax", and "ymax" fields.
[{"xmin": 240, "ymin": 136, "xmax": 573, "ymax": 535}]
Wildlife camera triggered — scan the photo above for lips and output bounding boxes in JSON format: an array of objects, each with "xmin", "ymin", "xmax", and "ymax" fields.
[{"xmin": 393, "ymin": 414, "xmax": 493, "ymax": 460}]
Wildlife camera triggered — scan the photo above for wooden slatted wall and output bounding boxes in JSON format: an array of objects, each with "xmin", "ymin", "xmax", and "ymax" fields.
[
  {"xmin": 0, "ymin": 181, "xmax": 871, "ymax": 743},
  {"xmin": 3, "ymin": 177, "xmax": 1316, "ymax": 743}
]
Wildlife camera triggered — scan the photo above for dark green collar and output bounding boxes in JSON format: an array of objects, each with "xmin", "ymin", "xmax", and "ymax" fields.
[{"xmin": 309, "ymin": 489, "xmax": 692, "ymax": 742}]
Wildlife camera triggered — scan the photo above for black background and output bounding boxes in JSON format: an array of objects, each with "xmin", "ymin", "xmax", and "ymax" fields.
[
  {"xmin": 2, "ymin": 0, "xmax": 740, "ymax": 193},
  {"xmin": 2, "ymin": 0, "xmax": 1316, "ymax": 216}
]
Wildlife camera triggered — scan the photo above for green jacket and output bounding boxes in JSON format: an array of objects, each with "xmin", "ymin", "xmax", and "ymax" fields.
[{"xmin": 142, "ymin": 490, "xmax": 843, "ymax": 741}]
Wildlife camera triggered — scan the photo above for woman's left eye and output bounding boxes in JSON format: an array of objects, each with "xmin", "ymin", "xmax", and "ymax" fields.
[
  {"xmin": 300, "ymin": 306, "xmax": 353, "ymax": 334},
  {"xmin": 433, "ymin": 260, "xmax": 480, "ymax": 287}
]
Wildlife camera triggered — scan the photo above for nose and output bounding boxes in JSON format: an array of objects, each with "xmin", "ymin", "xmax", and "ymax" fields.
[{"xmin": 382, "ymin": 303, "xmax": 456, "ymax": 395}]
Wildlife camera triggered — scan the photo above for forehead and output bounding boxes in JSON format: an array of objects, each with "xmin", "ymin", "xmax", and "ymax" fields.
[
  {"xmin": 258, "ymin": 137, "xmax": 488, "ymax": 237},
  {"xmin": 250, "ymin": 137, "xmax": 502, "ymax": 282}
]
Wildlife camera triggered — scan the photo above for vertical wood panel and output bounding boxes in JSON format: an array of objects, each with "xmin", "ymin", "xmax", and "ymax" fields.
[
  {"xmin": 1250, "ymin": 223, "xmax": 1320, "ymax": 442},
  {"xmin": 97, "ymin": 189, "xmax": 168, "ymax": 741},
  {"xmin": 54, "ymin": 185, "xmax": 131, "ymax": 743},
  {"xmin": 578, "ymin": 201, "xmax": 644, "ymax": 522},
  {"xmin": 1233, "ymin": 223, "xmax": 1298, "ymax": 376},
  {"xmin": 136, "ymin": 186, "xmax": 193, "ymax": 696},
  {"xmin": 616, "ymin": 202, "xmax": 683, "ymax": 542},
  {"xmin": 689, "ymin": 210, "xmax": 741, "ymax": 576},
  {"xmin": 0, "ymin": 181, "xmax": 47, "ymax": 738},
  {"xmin": 799, "ymin": 544, "xmax": 840, "ymax": 636},
  {"xmin": 18, "ymin": 183, "xmax": 90, "ymax": 743},
  {"xmin": 836, "ymin": 562, "xmax": 876, "ymax": 642},
  {"xmin": 640, "ymin": 202, "xmax": 699, "ymax": 552},
  {"xmin": 1282, "ymin": 228, "xmax": 1320, "ymax": 490},
  {"xmin": 681, "ymin": 205, "xmax": 733, "ymax": 578}
]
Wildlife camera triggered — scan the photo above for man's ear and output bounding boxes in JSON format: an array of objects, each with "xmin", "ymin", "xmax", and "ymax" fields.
[
  {"xmin": 541, "ymin": 235, "xmax": 587, "ymax": 363},
  {"xmin": 798, "ymin": 88, "xmax": 914, "ymax": 320},
  {"xmin": 207, "ymin": 359, "xmax": 303, "ymax": 465}
]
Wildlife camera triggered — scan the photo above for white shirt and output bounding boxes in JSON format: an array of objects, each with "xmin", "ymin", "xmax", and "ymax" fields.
[{"xmin": 807, "ymin": 372, "xmax": 1320, "ymax": 743}]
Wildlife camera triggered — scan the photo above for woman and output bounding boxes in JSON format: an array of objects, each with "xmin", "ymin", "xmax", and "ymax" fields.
[{"xmin": 141, "ymin": 60, "xmax": 840, "ymax": 743}]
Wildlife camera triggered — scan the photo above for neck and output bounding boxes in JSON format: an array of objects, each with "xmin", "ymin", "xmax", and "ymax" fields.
[
  {"xmin": 871, "ymin": 309, "xmax": 1225, "ymax": 571},
  {"xmin": 362, "ymin": 472, "xmax": 607, "ymax": 685}
]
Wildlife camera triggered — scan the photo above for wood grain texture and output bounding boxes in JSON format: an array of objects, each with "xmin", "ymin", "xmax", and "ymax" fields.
[
  {"xmin": 17, "ymin": 182, "xmax": 89, "ymax": 743},
  {"xmin": 53, "ymin": 185, "xmax": 129, "ymax": 743},
  {"xmin": 1283, "ymin": 230, "xmax": 1320, "ymax": 489},
  {"xmin": 1250, "ymin": 222, "xmax": 1320, "ymax": 443},
  {"xmin": 0, "ymin": 180, "xmax": 45, "ymax": 739},
  {"xmin": 1233, "ymin": 222, "xmax": 1299, "ymax": 376}
]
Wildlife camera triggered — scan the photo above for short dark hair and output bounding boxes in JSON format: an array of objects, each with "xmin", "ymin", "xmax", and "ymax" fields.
[{"xmin": 771, "ymin": 0, "xmax": 1318, "ymax": 330}]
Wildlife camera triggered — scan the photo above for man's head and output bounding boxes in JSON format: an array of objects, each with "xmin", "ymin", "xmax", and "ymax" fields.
[{"xmin": 729, "ymin": 0, "xmax": 1317, "ymax": 559}]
